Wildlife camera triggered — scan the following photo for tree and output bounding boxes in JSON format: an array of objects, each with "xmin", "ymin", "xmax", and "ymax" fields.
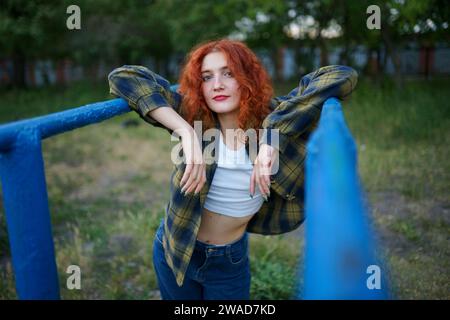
[
  {"xmin": 0, "ymin": 0, "xmax": 69, "ymax": 87},
  {"xmin": 242, "ymin": 1, "xmax": 292, "ymax": 81},
  {"xmin": 165, "ymin": 0, "xmax": 250, "ymax": 53}
]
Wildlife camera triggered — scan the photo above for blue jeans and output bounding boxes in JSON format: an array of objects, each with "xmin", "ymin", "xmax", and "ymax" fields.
[{"xmin": 152, "ymin": 218, "xmax": 251, "ymax": 300}]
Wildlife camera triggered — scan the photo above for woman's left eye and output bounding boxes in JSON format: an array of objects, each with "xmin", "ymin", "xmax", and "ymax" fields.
[{"xmin": 202, "ymin": 72, "xmax": 232, "ymax": 81}]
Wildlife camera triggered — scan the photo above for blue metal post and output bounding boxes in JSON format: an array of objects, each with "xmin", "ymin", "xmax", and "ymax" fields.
[
  {"xmin": 303, "ymin": 98, "xmax": 388, "ymax": 299},
  {"xmin": 0, "ymin": 129, "xmax": 59, "ymax": 299},
  {"xmin": 0, "ymin": 98, "xmax": 134, "ymax": 299}
]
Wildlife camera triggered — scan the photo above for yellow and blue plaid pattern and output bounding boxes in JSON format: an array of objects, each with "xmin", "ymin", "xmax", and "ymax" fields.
[{"xmin": 108, "ymin": 64, "xmax": 358, "ymax": 286}]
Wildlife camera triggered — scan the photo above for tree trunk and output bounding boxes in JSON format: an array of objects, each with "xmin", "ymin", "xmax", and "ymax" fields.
[
  {"xmin": 381, "ymin": 6, "xmax": 403, "ymax": 87},
  {"xmin": 420, "ymin": 44, "xmax": 434, "ymax": 80},
  {"xmin": 56, "ymin": 59, "xmax": 67, "ymax": 85},
  {"xmin": 12, "ymin": 52, "xmax": 26, "ymax": 88},
  {"xmin": 365, "ymin": 48, "xmax": 377, "ymax": 80},
  {"xmin": 277, "ymin": 46, "xmax": 284, "ymax": 81},
  {"xmin": 85, "ymin": 63, "xmax": 99, "ymax": 81},
  {"xmin": 318, "ymin": 34, "xmax": 329, "ymax": 66},
  {"xmin": 340, "ymin": 3, "xmax": 351, "ymax": 65},
  {"xmin": 270, "ymin": 47, "xmax": 284, "ymax": 82},
  {"xmin": 27, "ymin": 60, "xmax": 36, "ymax": 87}
]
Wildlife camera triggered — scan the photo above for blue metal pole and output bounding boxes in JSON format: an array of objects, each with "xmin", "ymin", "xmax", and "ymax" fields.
[
  {"xmin": 0, "ymin": 129, "xmax": 59, "ymax": 299},
  {"xmin": 0, "ymin": 88, "xmax": 179, "ymax": 299},
  {"xmin": 303, "ymin": 98, "xmax": 388, "ymax": 299},
  {"xmin": 0, "ymin": 98, "xmax": 130, "ymax": 150}
]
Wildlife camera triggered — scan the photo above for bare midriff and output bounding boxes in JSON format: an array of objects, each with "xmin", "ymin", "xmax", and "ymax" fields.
[
  {"xmin": 196, "ymin": 130, "xmax": 255, "ymax": 245},
  {"xmin": 196, "ymin": 207, "xmax": 255, "ymax": 245}
]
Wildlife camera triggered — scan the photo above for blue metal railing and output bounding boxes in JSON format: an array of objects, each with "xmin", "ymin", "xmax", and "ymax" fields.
[
  {"xmin": 0, "ymin": 97, "xmax": 132, "ymax": 299},
  {"xmin": 0, "ymin": 92, "xmax": 387, "ymax": 299},
  {"xmin": 303, "ymin": 98, "xmax": 388, "ymax": 299}
]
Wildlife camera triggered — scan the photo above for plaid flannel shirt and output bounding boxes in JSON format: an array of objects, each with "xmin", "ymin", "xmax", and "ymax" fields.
[{"xmin": 108, "ymin": 64, "xmax": 358, "ymax": 286}]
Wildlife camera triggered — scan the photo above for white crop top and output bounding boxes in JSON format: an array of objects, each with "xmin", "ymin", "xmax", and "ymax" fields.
[{"xmin": 203, "ymin": 132, "xmax": 264, "ymax": 217}]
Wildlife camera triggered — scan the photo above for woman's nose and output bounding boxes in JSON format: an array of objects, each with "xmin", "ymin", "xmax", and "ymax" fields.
[{"xmin": 213, "ymin": 76, "xmax": 224, "ymax": 90}]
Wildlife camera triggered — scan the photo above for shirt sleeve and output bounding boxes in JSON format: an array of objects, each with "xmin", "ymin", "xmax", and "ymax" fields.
[
  {"xmin": 108, "ymin": 65, "xmax": 182, "ymax": 131},
  {"xmin": 260, "ymin": 65, "xmax": 358, "ymax": 150}
]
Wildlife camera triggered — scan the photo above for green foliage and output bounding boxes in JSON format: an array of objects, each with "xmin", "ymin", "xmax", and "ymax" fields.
[
  {"xmin": 67, "ymin": 0, "xmax": 174, "ymax": 66},
  {"xmin": 249, "ymin": 235, "xmax": 302, "ymax": 299},
  {"xmin": 0, "ymin": 0, "xmax": 71, "ymax": 58},
  {"xmin": 1, "ymin": 0, "xmax": 448, "ymax": 88}
]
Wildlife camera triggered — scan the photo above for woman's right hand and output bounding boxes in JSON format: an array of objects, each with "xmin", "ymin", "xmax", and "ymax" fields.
[{"xmin": 179, "ymin": 129, "xmax": 206, "ymax": 195}]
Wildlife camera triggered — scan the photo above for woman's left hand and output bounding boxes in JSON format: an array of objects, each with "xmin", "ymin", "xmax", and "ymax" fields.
[{"xmin": 250, "ymin": 143, "xmax": 277, "ymax": 201}]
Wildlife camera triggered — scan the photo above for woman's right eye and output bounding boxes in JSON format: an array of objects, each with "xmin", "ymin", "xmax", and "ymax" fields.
[{"xmin": 202, "ymin": 75, "xmax": 212, "ymax": 81}]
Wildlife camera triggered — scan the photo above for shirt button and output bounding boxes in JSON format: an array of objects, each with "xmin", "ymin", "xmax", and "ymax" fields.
[{"xmin": 286, "ymin": 194, "xmax": 296, "ymax": 200}]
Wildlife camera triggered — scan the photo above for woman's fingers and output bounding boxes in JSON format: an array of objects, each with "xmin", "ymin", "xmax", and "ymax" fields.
[
  {"xmin": 258, "ymin": 167, "xmax": 270, "ymax": 196},
  {"xmin": 250, "ymin": 157, "xmax": 271, "ymax": 200},
  {"xmin": 255, "ymin": 159, "xmax": 271, "ymax": 199},
  {"xmin": 181, "ymin": 163, "xmax": 200, "ymax": 194},
  {"xmin": 187, "ymin": 163, "xmax": 202, "ymax": 194},
  {"xmin": 181, "ymin": 162, "xmax": 206, "ymax": 195},
  {"xmin": 249, "ymin": 168, "xmax": 256, "ymax": 196},
  {"xmin": 193, "ymin": 165, "xmax": 206, "ymax": 194},
  {"xmin": 262, "ymin": 161, "xmax": 271, "ymax": 190},
  {"xmin": 180, "ymin": 163, "xmax": 192, "ymax": 188},
  {"xmin": 195, "ymin": 162, "xmax": 204, "ymax": 183}
]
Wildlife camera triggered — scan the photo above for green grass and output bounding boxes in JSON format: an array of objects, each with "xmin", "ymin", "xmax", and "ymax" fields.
[
  {"xmin": 0, "ymin": 77, "xmax": 449, "ymax": 299},
  {"xmin": 344, "ymin": 78, "xmax": 450, "ymax": 299},
  {"xmin": 249, "ymin": 234, "xmax": 303, "ymax": 299},
  {"xmin": 345, "ymin": 78, "xmax": 450, "ymax": 202},
  {"xmin": 0, "ymin": 82, "xmax": 111, "ymax": 124}
]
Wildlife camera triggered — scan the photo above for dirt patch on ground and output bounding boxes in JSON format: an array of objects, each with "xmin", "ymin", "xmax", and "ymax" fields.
[
  {"xmin": 369, "ymin": 191, "xmax": 449, "ymax": 256},
  {"xmin": 46, "ymin": 132, "xmax": 174, "ymax": 207}
]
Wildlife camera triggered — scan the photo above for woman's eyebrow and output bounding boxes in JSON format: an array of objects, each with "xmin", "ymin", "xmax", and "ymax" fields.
[{"xmin": 201, "ymin": 66, "xmax": 229, "ymax": 74}]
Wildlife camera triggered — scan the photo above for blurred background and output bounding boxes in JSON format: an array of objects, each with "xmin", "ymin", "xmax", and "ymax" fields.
[{"xmin": 0, "ymin": 0, "xmax": 449, "ymax": 299}]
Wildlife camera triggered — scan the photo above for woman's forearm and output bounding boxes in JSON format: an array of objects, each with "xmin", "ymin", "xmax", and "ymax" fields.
[{"xmin": 147, "ymin": 107, "xmax": 193, "ymax": 137}]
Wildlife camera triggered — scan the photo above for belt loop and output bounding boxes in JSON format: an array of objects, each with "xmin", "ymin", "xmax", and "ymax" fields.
[{"xmin": 226, "ymin": 244, "xmax": 232, "ymax": 256}]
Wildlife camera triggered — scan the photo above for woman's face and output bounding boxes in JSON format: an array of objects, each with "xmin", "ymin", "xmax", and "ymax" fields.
[{"xmin": 201, "ymin": 51, "xmax": 241, "ymax": 115}]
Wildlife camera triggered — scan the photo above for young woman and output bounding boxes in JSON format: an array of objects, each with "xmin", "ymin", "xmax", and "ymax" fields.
[{"xmin": 108, "ymin": 38, "xmax": 358, "ymax": 300}]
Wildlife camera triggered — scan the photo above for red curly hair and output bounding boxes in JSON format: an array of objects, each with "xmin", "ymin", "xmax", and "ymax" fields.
[{"xmin": 178, "ymin": 38, "xmax": 273, "ymax": 133}]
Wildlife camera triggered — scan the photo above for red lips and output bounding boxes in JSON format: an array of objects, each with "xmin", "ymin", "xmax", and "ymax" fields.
[{"xmin": 213, "ymin": 95, "xmax": 229, "ymax": 101}]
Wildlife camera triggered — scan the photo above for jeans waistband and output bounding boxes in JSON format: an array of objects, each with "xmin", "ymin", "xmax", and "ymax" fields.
[
  {"xmin": 157, "ymin": 218, "xmax": 248, "ymax": 254},
  {"xmin": 194, "ymin": 231, "xmax": 247, "ymax": 253}
]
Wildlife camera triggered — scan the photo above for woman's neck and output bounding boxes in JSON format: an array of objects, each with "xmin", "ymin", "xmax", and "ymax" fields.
[
  {"xmin": 217, "ymin": 112, "xmax": 239, "ymax": 135},
  {"xmin": 217, "ymin": 112, "xmax": 242, "ymax": 151}
]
